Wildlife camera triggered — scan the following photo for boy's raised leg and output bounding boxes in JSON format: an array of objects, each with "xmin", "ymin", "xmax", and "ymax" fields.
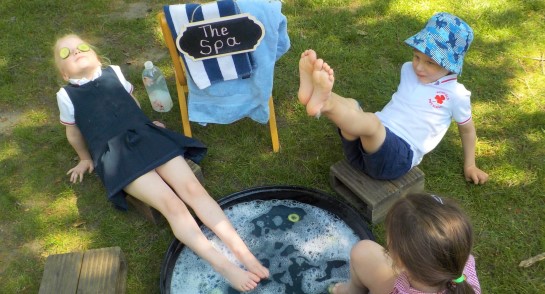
[{"xmin": 298, "ymin": 49, "xmax": 317, "ymax": 106}]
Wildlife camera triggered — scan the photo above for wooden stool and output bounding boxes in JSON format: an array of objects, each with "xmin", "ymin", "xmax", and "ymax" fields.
[
  {"xmin": 39, "ymin": 247, "xmax": 127, "ymax": 294},
  {"xmin": 126, "ymin": 159, "xmax": 204, "ymax": 225},
  {"xmin": 330, "ymin": 160, "xmax": 425, "ymax": 224}
]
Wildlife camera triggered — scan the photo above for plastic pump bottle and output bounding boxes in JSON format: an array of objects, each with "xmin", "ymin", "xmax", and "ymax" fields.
[{"xmin": 142, "ymin": 61, "xmax": 173, "ymax": 112}]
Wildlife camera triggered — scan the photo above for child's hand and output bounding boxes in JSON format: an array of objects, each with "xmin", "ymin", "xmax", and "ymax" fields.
[
  {"xmin": 67, "ymin": 159, "xmax": 94, "ymax": 183},
  {"xmin": 153, "ymin": 120, "xmax": 166, "ymax": 128},
  {"xmin": 464, "ymin": 165, "xmax": 489, "ymax": 185}
]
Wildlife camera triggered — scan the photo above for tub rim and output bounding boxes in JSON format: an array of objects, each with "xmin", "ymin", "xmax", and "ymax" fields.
[{"xmin": 159, "ymin": 185, "xmax": 374, "ymax": 293}]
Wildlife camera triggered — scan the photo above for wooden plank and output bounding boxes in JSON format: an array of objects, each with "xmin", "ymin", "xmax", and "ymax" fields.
[
  {"xmin": 39, "ymin": 252, "xmax": 84, "ymax": 294},
  {"xmin": 330, "ymin": 160, "xmax": 398, "ymax": 206},
  {"xmin": 371, "ymin": 167, "xmax": 425, "ymax": 222},
  {"xmin": 330, "ymin": 159, "xmax": 425, "ymax": 223},
  {"xmin": 77, "ymin": 247, "xmax": 127, "ymax": 294},
  {"xmin": 330, "ymin": 173, "xmax": 373, "ymax": 221},
  {"xmin": 390, "ymin": 167, "xmax": 426, "ymax": 192}
]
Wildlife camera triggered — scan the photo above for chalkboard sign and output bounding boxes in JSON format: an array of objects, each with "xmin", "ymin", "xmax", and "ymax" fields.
[{"xmin": 176, "ymin": 13, "xmax": 265, "ymax": 61}]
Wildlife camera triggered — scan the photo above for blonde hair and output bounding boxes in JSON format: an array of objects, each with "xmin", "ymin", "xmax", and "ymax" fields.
[{"xmin": 52, "ymin": 34, "xmax": 106, "ymax": 72}]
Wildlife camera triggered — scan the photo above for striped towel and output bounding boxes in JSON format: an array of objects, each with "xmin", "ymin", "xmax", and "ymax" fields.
[{"xmin": 163, "ymin": 1, "xmax": 254, "ymax": 89}]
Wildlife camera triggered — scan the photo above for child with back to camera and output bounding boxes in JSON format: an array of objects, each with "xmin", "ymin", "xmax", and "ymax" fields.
[
  {"xmin": 298, "ymin": 12, "xmax": 489, "ymax": 184},
  {"xmin": 53, "ymin": 34, "xmax": 268, "ymax": 292},
  {"xmin": 329, "ymin": 192, "xmax": 481, "ymax": 294}
]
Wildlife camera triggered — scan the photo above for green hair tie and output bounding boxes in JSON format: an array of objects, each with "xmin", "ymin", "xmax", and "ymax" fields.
[{"xmin": 453, "ymin": 274, "xmax": 465, "ymax": 283}]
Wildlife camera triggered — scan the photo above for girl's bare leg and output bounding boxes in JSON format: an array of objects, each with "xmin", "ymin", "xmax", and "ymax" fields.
[
  {"xmin": 330, "ymin": 240, "xmax": 397, "ymax": 294},
  {"xmin": 155, "ymin": 157, "xmax": 269, "ymax": 280},
  {"xmin": 124, "ymin": 169, "xmax": 261, "ymax": 292},
  {"xmin": 304, "ymin": 56, "xmax": 387, "ymax": 153}
]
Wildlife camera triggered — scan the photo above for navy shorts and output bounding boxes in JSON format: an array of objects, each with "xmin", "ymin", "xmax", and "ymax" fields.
[{"xmin": 339, "ymin": 127, "xmax": 413, "ymax": 180}]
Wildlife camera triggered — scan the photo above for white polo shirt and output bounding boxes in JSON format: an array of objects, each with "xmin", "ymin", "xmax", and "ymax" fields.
[
  {"xmin": 56, "ymin": 65, "xmax": 134, "ymax": 125},
  {"xmin": 376, "ymin": 62, "xmax": 472, "ymax": 167}
]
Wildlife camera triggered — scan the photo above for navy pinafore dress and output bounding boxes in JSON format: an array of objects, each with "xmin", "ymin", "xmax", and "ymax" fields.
[{"xmin": 64, "ymin": 66, "xmax": 207, "ymax": 210}]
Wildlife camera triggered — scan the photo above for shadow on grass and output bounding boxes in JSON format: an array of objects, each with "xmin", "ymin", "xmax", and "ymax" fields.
[
  {"xmin": 1, "ymin": 0, "xmax": 544, "ymax": 293},
  {"xmin": 0, "ymin": 122, "xmax": 176, "ymax": 293},
  {"xmin": 279, "ymin": 1, "xmax": 545, "ymax": 292}
]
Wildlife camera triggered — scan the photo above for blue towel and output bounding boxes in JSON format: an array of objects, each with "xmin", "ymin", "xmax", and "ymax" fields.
[
  {"xmin": 166, "ymin": 0, "xmax": 290, "ymax": 125},
  {"xmin": 164, "ymin": 1, "xmax": 254, "ymax": 90}
]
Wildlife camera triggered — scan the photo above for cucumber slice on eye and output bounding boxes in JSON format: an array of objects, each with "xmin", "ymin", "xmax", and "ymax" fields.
[
  {"xmin": 59, "ymin": 47, "xmax": 70, "ymax": 59},
  {"xmin": 77, "ymin": 43, "xmax": 90, "ymax": 52}
]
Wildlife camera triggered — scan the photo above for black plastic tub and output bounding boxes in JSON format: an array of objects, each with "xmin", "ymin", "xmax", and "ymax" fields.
[{"xmin": 160, "ymin": 185, "xmax": 374, "ymax": 293}]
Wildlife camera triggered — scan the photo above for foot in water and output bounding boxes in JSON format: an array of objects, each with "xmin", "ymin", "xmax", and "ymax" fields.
[
  {"xmin": 236, "ymin": 250, "xmax": 270, "ymax": 280},
  {"xmin": 217, "ymin": 262, "xmax": 261, "ymax": 292},
  {"xmin": 328, "ymin": 282, "xmax": 350, "ymax": 294}
]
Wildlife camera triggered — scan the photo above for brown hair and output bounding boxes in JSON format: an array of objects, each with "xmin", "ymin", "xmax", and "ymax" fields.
[{"xmin": 385, "ymin": 193, "xmax": 475, "ymax": 294}]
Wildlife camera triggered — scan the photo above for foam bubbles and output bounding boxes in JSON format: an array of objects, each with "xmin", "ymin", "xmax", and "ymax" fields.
[{"xmin": 170, "ymin": 200, "xmax": 360, "ymax": 293}]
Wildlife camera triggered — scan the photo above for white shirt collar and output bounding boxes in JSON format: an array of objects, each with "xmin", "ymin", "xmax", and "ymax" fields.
[
  {"xmin": 68, "ymin": 67, "xmax": 102, "ymax": 86},
  {"xmin": 431, "ymin": 73, "xmax": 458, "ymax": 85}
]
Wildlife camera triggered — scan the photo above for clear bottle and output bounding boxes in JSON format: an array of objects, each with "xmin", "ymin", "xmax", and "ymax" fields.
[{"xmin": 142, "ymin": 61, "xmax": 173, "ymax": 112}]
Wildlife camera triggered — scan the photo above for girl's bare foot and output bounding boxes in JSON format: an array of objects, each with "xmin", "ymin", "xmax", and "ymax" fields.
[
  {"xmin": 298, "ymin": 49, "xmax": 317, "ymax": 105},
  {"xmin": 329, "ymin": 282, "xmax": 350, "ymax": 294},
  {"xmin": 306, "ymin": 59, "xmax": 334, "ymax": 117},
  {"xmin": 237, "ymin": 251, "xmax": 270, "ymax": 279},
  {"xmin": 216, "ymin": 262, "xmax": 261, "ymax": 292}
]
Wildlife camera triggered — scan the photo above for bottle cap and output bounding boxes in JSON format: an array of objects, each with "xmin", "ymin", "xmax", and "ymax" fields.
[{"xmin": 144, "ymin": 61, "xmax": 153, "ymax": 69}]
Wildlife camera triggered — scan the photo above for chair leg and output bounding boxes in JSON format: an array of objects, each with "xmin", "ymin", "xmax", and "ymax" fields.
[
  {"xmin": 159, "ymin": 12, "xmax": 192, "ymax": 138},
  {"xmin": 176, "ymin": 77, "xmax": 192, "ymax": 137},
  {"xmin": 268, "ymin": 96, "xmax": 280, "ymax": 152}
]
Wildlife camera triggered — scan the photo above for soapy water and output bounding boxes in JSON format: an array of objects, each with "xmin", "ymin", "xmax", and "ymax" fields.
[{"xmin": 170, "ymin": 199, "xmax": 360, "ymax": 294}]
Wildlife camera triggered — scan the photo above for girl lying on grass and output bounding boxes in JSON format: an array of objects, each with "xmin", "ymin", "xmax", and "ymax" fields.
[{"xmin": 53, "ymin": 33, "xmax": 269, "ymax": 292}]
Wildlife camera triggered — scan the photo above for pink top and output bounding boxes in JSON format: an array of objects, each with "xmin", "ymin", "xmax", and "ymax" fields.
[{"xmin": 391, "ymin": 255, "xmax": 481, "ymax": 294}]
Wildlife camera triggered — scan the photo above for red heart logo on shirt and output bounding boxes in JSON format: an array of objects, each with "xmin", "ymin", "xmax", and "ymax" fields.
[{"xmin": 435, "ymin": 94, "xmax": 446, "ymax": 104}]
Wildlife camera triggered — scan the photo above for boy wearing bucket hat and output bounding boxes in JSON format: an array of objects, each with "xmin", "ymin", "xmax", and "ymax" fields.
[{"xmin": 298, "ymin": 12, "xmax": 488, "ymax": 184}]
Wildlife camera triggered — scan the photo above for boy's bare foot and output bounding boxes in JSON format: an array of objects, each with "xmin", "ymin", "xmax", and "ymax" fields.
[
  {"xmin": 216, "ymin": 262, "xmax": 261, "ymax": 292},
  {"xmin": 306, "ymin": 59, "xmax": 334, "ymax": 117},
  {"xmin": 298, "ymin": 49, "xmax": 317, "ymax": 105}
]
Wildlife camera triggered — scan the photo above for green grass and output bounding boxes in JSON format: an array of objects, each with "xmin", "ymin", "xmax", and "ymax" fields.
[{"xmin": 1, "ymin": 0, "xmax": 544, "ymax": 293}]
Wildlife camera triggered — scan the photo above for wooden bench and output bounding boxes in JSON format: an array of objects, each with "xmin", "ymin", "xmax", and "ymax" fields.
[
  {"xmin": 39, "ymin": 247, "xmax": 127, "ymax": 294},
  {"xmin": 330, "ymin": 159, "xmax": 425, "ymax": 224},
  {"xmin": 126, "ymin": 159, "xmax": 204, "ymax": 225}
]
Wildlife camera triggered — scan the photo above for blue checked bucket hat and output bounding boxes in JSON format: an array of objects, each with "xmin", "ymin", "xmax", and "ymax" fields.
[{"xmin": 405, "ymin": 12, "xmax": 474, "ymax": 74}]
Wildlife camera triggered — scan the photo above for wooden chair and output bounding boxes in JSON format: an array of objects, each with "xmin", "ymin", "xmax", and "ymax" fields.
[{"xmin": 158, "ymin": 12, "xmax": 280, "ymax": 152}]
